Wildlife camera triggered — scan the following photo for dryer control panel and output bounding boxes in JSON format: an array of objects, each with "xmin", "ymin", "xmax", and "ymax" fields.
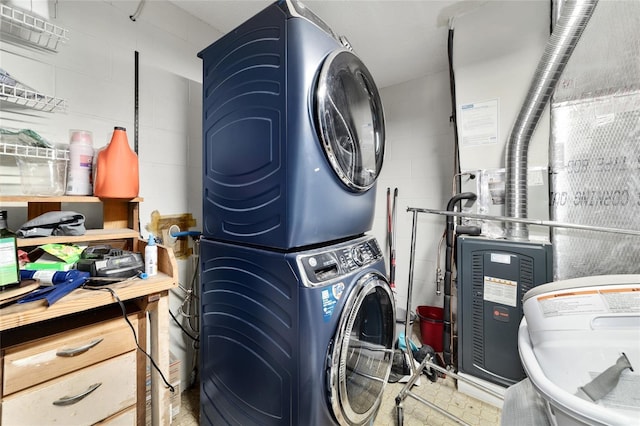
[{"xmin": 298, "ymin": 237, "xmax": 383, "ymax": 286}]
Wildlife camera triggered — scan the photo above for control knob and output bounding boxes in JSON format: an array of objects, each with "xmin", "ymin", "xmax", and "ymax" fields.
[{"xmin": 351, "ymin": 246, "xmax": 365, "ymax": 266}]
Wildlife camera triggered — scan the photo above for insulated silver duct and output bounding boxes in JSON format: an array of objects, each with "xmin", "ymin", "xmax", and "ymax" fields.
[{"xmin": 504, "ymin": 0, "xmax": 598, "ymax": 240}]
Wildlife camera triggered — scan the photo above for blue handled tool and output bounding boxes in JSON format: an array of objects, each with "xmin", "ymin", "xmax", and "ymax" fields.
[
  {"xmin": 17, "ymin": 272, "xmax": 90, "ymax": 306},
  {"xmin": 170, "ymin": 230, "xmax": 201, "ymax": 238}
]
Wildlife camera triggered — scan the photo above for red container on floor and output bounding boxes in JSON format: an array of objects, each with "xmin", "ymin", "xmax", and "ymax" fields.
[{"xmin": 417, "ymin": 305, "xmax": 444, "ymax": 352}]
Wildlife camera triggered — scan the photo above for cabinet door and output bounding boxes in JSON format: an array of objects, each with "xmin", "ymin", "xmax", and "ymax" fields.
[
  {"xmin": 3, "ymin": 315, "xmax": 138, "ymax": 395},
  {"xmin": 1, "ymin": 352, "xmax": 136, "ymax": 426}
]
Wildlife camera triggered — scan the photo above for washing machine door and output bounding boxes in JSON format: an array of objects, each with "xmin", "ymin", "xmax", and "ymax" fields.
[
  {"xmin": 316, "ymin": 49, "xmax": 385, "ymax": 192},
  {"xmin": 328, "ymin": 272, "xmax": 395, "ymax": 425}
]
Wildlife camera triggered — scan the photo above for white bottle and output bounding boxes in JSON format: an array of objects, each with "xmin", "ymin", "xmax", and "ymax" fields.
[
  {"xmin": 145, "ymin": 233, "xmax": 158, "ymax": 276},
  {"xmin": 66, "ymin": 130, "xmax": 94, "ymax": 195}
]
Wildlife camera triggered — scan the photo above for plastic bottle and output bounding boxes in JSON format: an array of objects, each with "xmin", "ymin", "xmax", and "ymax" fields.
[
  {"xmin": 66, "ymin": 130, "xmax": 94, "ymax": 195},
  {"xmin": 94, "ymin": 126, "xmax": 139, "ymax": 198},
  {"xmin": 20, "ymin": 269, "xmax": 86, "ymax": 285},
  {"xmin": 92, "ymin": 145, "xmax": 105, "ymax": 191},
  {"xmin": 0, "ymin": 210, "xmax": 20, "ymax": 291},
  {"xmin": 145, "ymin": 233, "xmax": 158, "ymax": 277}
]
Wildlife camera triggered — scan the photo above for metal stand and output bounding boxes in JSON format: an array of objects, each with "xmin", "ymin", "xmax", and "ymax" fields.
[
  {"xmin": 395, "ymin": 208, "xmax": 505, "ymax": 426},
  {"xmin": 395, "ymin": 354, "xmax": 505, "ymax": 426},
  {"xmin": 395, "ymin": 206, "xmax": 640, "ymax": 425}
]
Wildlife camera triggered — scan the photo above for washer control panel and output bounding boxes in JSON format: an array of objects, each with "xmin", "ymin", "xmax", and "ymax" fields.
[{"xmin": 299, "ymin": 237, "xmax": 383, "ymax": 286}]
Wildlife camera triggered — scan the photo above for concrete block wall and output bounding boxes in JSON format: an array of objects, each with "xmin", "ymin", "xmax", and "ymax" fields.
[
  {"xmin": 0, "ymin": 0, "xmax": 218, "ymax": 390},
  {"xmin": 372, "ymin": 71, "xmax": 455, "ymax": 313}
]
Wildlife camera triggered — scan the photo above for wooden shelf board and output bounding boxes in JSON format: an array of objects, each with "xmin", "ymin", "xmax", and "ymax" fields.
[
  {"xmin": 16, "ymin": 228, "xmax": 139, "ymax": 247},
  {"xmin": 0, "ymin": 196, "xmax": 143, "ymax": 203},
  {"xmin": 0, "ymin": 274, "xmax": 176, "ymax": 331}
]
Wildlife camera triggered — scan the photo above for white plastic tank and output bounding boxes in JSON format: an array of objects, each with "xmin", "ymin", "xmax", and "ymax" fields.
[{"xmin": 519, "ymin": 275, "xmax": 640, "ymax": 426}]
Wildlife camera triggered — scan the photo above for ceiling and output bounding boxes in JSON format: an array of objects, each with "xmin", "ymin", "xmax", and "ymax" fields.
[{"xmin": 168, "ymin": 0, "xmax": 490, "ymax": 88}]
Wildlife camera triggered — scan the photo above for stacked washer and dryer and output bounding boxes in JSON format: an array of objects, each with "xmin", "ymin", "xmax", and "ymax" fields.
[{"xmin": 198, "ymin": 1, "xmax": 395, "ymax": 425}]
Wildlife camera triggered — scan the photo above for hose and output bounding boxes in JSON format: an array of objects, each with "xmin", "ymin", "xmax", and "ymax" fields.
[{"xmin": 443, "ymin": 192, "xmax": 477, "ymax": 367}]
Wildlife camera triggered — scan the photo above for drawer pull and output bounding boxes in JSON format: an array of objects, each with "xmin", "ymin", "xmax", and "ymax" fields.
[
  {"xmin": 52, "ymin": 383, "xmax": 102, "ymax": 406},
  {"xmin": 56, "ymin": 338, "xmax": 104, "ymax": 357}
]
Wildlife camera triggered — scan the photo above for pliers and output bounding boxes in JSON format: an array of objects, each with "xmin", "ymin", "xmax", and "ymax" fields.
[{"xmin": 17, "ymin": 272, "xmax": 90, "ymax": 306}]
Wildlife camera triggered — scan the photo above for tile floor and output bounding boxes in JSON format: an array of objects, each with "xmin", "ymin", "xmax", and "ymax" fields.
[
  {"xmin": 172, "ymin": 385, "xmax": 199, "ymax": 426},
  {"xmin": 172, "ymin": 326, "xmax": 501, "ymax": 426},
  {"xmin": 172, "ymin": 374, "xmax": 502, "ymax": 426}
]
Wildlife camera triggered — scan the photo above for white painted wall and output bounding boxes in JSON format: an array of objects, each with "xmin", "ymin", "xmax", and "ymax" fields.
[
  {"xmin": 453, "ymin": 0, "xmax": 551, "ymax": 232},
  {"xmin": 370, "ymin": 71, "xmax": 455, "ymax": 313},
  {"xmin": 454, "ymin": 0, "xmax": 551, "ymax": 241},
  {"xmin": 455, "ymin": 1, "xmax": 550, "ymax": 173},
  {"xmin": 0, "ymin": 0, "xmax": 219, "ymax": 391},
  {"xmin": 368, "ymin": 1, "xmax": 551, "ymax": 318}
]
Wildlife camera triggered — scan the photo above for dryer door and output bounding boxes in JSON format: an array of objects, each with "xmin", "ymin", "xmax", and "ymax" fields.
[
  {"xmin": 316, "ymin": 49, "xmax": 385, "ymax": 192},
  {"xmin": 328, "ymin": 272, "xmax": 395, "ymax": 425}
]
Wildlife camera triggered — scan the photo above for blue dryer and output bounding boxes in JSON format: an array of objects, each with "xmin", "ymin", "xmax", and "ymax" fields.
[
  {"xmin": 200, "ymin": 236, "xmax": 395, "ymax": 425},
  {"xmin": 198, "ymin": 0, "xmax": 386, "ymax": 250}
]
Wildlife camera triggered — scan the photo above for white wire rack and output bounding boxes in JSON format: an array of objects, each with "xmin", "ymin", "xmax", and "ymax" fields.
[
  {"xmin": 0, "ymin": 82, "xmax": 67, "ymax": 112},
  {"xmin": 0, "ymin": 4, "xmax": 69, "ymax": 51},
  {"xmin": 0, "ymin": 142, "xmax": 69, "ymax": 160}
]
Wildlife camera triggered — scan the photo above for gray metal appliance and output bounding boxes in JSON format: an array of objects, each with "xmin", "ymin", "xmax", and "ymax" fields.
[
  {"xmin": 200, "ymin": 235, "xmax": 395, "ymax": 425},
  {"xmin": 198, "ymin": 0, "xmax": 385, "ymax": 251},
  {"xmin": 456, "ymin": 236, "xmax": 553, "ymax": 387}
]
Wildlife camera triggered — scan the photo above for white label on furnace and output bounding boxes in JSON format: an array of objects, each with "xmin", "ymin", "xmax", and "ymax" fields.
[
  {"xmin": 490, "ymin": 253, "xmax": 511, "ymax": 264},
  {"xmin": 483, "ymin": 276, "xmax": 518, "ymax": 307}
]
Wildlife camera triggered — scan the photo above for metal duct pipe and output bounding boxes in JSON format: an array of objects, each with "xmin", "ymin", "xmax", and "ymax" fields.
[
  {"xmin": 552, "ymin": 0, "xmax": 566, "ymax": 29},
  {"xmin": 504, "ymin": 0, "xmax": 598, "ymax": 240}
]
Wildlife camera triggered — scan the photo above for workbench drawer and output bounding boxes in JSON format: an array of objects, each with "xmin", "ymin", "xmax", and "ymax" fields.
[
  {"xmin": 2, "ymin": 315, "xmax": 137, "ymax": 395},
  {"xmin": 95, "ymin": 406, "xmax": 137, "ymax": 425},
  {"xmin": 1, "ymin": 351, "xmax": 136, "ymax": 426}
]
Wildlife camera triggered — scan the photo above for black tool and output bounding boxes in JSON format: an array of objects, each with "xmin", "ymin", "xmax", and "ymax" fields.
[{"xmin": 76, "ymin": 245, "xmax": 144, "ymax": 278}]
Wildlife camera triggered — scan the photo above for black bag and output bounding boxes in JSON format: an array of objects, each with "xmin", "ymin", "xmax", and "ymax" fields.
[{"xmin": 17, "ymin": 211, "xmax": 86, "ymax": 238}]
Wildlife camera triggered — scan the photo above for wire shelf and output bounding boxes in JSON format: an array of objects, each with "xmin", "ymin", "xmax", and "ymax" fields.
[
  {"xmin": 0, "ymin": 4, "xmax": 69, "ymax": 52},
  {"xmin": 0, "ymin": 82, "xmax": 67, "ymax": 112},
  {"xmin": 0, "ymin": 142, "xmax": 69, "ymax": 160}
]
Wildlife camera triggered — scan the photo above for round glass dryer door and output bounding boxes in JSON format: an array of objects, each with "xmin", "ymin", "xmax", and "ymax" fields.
[
  {"xmin": 328, "ymin": 272, "xmax": 395, "ymax": 425},
  {"xmin": 316, "ymin": 49, "xmax": 385, "ymax": 192}
]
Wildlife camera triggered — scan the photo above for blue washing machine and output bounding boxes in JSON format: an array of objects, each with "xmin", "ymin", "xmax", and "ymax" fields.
[
  {"xmin": 198, "ymin": 0, "xmax": 386, "ymax": 250},
  {"xmin": 200, "ymin": 235, "xmax": 395, "ymax": 425}
]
